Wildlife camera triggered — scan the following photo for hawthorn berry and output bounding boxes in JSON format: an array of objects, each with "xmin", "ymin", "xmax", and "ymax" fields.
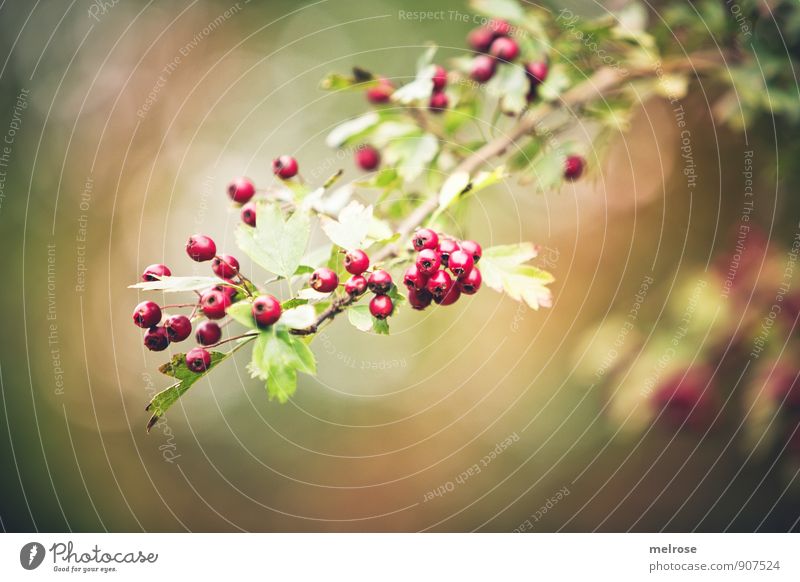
[
  {"xmin": 459, "ymin": 267, "xmax": 482, "ymax": 294},
  {"xmin": 241, "ymin": 202, "xmax": 256, "ymax": 227},
  {"xmin": 186, "ymin": 347, "xmax": 211, "ymax": 373},
  {"xmin": 431, "ymin": 65, "xmax": 447, "ymax": 92},
  {"xmin": 200, "ymin": 289, "xmax": 230, "ymax": 320},
  {"xmin": 437, "ymin": 238, "xmax": 459, "ymax": 266},
  {"xmin": 310, "ymin": 268, "xmax": 339, "ymax": 293},
  {"xmin": 467, "ymin": 27, "xmax": 495, "ymax": 53},
  {"xmin": 227, "ymin": 177, "xmax": 255, "ymax": 204},
  {"xmin": 369, "ymin": 295, "xmax": 394, "ymax": 319},
  {"xmin": 488, "ymin": 18, "xmax": 512, "ymax": 36},
  {"xmin": 470, "ymin": 55, "xmax": 496, "ymax": 83},
  {"xmin": 213, "ymin": 284, "xmax": 238, "ymax": 303},
  {"xmin": 143, "ymin": 326, "xmax": 170, "ymax": 352},
  {"xmin": 413, "ymin": 228, "xmax": 439, "ymax": 251},
  {"xmin": 448, "ymin": 249, "xmax": 475, "ymax": 278},
  {"xmin": 564, "ymin": 155, "xmax": 585, "ymax": 181},
  {"xmin": 133, "ymin": 301, "xmax": 162, "ymax": 328},
  {"xmin": 459, "ymin": 240, "xmax": 482, "ymax": 263},
  {"xmin": 489, "ymin": 37, "xmax": 519, "ymax": 61},
  {"xmin": 165, "ymin": 314, "xmax": 192, "ymax": 342},
  {"xmin": 367, "ymin": 269, "xmax": 393, "ymax": 294},
  {"xmin": 344, "ymin": 275, "xmax": 368, "ymax": 296},
  {"xmin": 141, "ymin": 263, "xmax": 171, "ymax": 282},
  {"xmin": 195, "ymin": 321, "xmax": 222, "ymax": 346},
  {"xmin": 186, "ymin": 234, "xmax": 217, "ymax": 262},
  {"xmin": 429, "ymin": 91, "xmax": 448, "ymax": 113},
  {"xmin": 366, "ymin": 78, "xmax": 394, "ymax": 103},
  {"xmin": 344, "ymin": 249, "xmax": 370, "ymax": 275},
  {"xmin": 435, "ymin": 282, "xmax": 461, "ymax": 306},
  {"xmin": 273, "ymin": 155, "xmax": 298, "ymax": 179},
  {"xmin": 416, "ymin": 248, "xmax": 441, "ymax": 274},
  {"xmin": 525, "ymin": 61, "xmax": 549, "ymax": 85},
  {"xmin": 252, "ymin": 294, "xmax": 282, "ymax": 328},
  {"xmin": 408, "ymin": 288, "xmax": 433, "ymax": 310},
  {"xmin": 426, "ymin": 269, "xmax": 453, "ymax": 299},
  {"xmin": 212, "ymin": 254, "xmax": 240, "ymax": 279},
  {"xmin": 355, "ymin": 145, "xmax": 380, "ymax": 171},
  {"xmin": 403, "ymin": 264, "xmax": 428, "ymax": 291}
]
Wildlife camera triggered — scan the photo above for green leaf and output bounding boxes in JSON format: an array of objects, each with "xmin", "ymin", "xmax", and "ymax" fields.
[
  {"xmin": 226, "ymin": 301, "xmax": 258, "ymax": 329},
  {"xmin": 521, "ymin": 149, "xmax": 565, "ymax": 191},
  {"xmin": 319, "ymin": 67, "xmax": 375, "ymax": 91},
  {"xmin": 370, "ymin": 122, "xmax": 419, "ymax": 148},
  {"xmin": 145, "ymin": 351, "xmax": 229, "ymax": 431},
  {"xmin": 280, "ymin": 297, "xmax": 309, "ymax": 311},
  {"xmin": 279, "ymin": 305, "xmax": 317, "ymax": 329},
  {"xmin": 248, "ymin": 328, "xmax": 316, "ymax": 403},
  {"xmin": 320, "ymin": 200, "xmax": 373, "ymax": 250},
  {"xmin": 129, "ymin": 276, "xmax": 220, "ymax": 293},
  {"xmin": 374, "ymin": 168, "xmax": 399, "ymax": 187},
  {"xmin": 470, "ymin": 0, "xmax": 525, "ymax": 22},
  {"xmin": 537, "ymin": 65, "xmax": 571, "ymax": 102},
  {"xmin": 372, "ymin": 317, "xmax": 390, "ymax": 335},
  {"xmin": 486, "ymin": 65, "xmax": 529, "ymax": 115},
  {"xmin": 392, "ymin": 65, "xmax": 436, "ymax": 104},
  {"xmin": 481, "ymin": 244, "xmax": 554, "ymax": 310},
  {"xmin": 347, "ymin": 305, "xmax": 373, "ymax": 332},
  {"xmin": 326, "ymin": 112, "xmax": 380, "ymax": 148},
  {"xmin": 236, "ymin": 203, "xmax": 311, "ymax": 279},
  {"xmin": 384, "ymin": 133, "xmax": 439, "ymax": 182},
  {"xmin": 437, "ymin": 171, "xmax": 471, "ymax": 213}
]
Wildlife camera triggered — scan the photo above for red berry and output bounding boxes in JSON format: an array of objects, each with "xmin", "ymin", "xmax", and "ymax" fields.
[
  {"xmin": 366, "ymin": 78, "xmax": 394, "ymax": 103},
  {"xmin": 459, "ymin": 240, "xmax": 482, "ymax": 263},
  {"xmin": 437, "ymin": 238, "xmax": 460, "ymax": 266},
  {"xmin": 426, "ymin": 270, "xmax": 453, "ymax": 299},
  {"xmin": 459, "ymin": 267, "xmax": 482, "ymax": 294},
  {"xmin": 195, "ymin": 321, "xmax": 222, "ymax": 346},
  {"xmin": 408, "ymin": 288, "xmax": 433, "ymax": 310},
  {"xmin": 273, "ymin": 155, "xmax": 298, "ymax": 179},
  {"xmin": 227, "ymin": 177, "xmax": 255, "ymax": 204},
  {"xmin": 416, "ymin": 248, "xmax": 441, "ymax": 274},
  {"xmin": 564, "ymin": 155, "xmax": 585, "ymax": 180},
  {"xmin": 310, "ymin": 268, "xmax": 339, "ymax": 293},
  {"xmin": 165, "ymin": 314, "xmax": 192, "ymax": 342},
  {"xmin": 369, "ymin": 295, "xmax": 394, "ymax": 319},
  {"xmin": 525, "ymin": 61, "xmax": 549, "ymax": 85},
  {"xmin": 252, "ymin": 294, "xmax": 282, "ymax": 328},
  {"xmin": 413, "ymin": 228, "xmax": 439, "ymax": 251},
  {"xmin": 429, "ymin": 91, "xmax": 448, "ymax": 113},
  {"xmin": 186, "ymin": 234, "xmax": 217, "ymax": 262},
  {"xmin": 489, "ymin": 37, "xmax": 519, "ymax": 61},
  {"xmin": 241, "ymin": 202, "xmax": 256, "ymax": 227},
  {"xmin": 403, "ymin": 264, "xmax": 428, "ymax": 291},
  {"xmin": 652, "ymin": 367, "xmax": 715, "ymax": 431},
  {"xmin": 143, "ymin": 326, "xmax": 170, "ymax": 351},
  {"xmin": 488, "ymin": 19, "xmax": 512, "ymax": 36},
  {"xmin": 141, "ymin": 263, "xmax": 171, "ymax": 282},
  {"xmin": 344, "ymin": 275, "xmax": 368, "ymax": 296},
  {"xmin": 470, "ymin": 55, "xmax": 497, "ymax": 83},
  {"xmin": 186, "ymin": 347, "xmax": 211, "ymax": 373},
  {"xmin": 431, "ymin": 65, "xmax": 447, "ymax": 92},
  {"xmin": 200, "ymin": 290, "xmax": 230, "ymax": 320},
  {"xmin": 355, "ymin": 145, "xmax": 380, "ymax": 171},
  {"xmin": 213, "ymin": 284, "xmax": 238, "ymax": 303},
  {"xmin": 435, "ymin": 282, "xmax": 461, "ymax": 306},
  {"xmin": 344, "ymin": 249, "xmax": 370, "ymax": 275},
  {"xmin": 467, "ymin": 27, "xmax": 495, "ymax": 53},
  {"xmin": 448, "ymin": 249, "xmax": 475, "ymax": 278},
  {"xmin": 133, "ymin": 301, "xmax": 162, "ymax": 328},
  {"xmin": 367, "ymin": 269, "xmax": 393, "ymax": 294},
  {"xmin": 212, "ymin": 254, "xmax": 239, "ymax": 279}
]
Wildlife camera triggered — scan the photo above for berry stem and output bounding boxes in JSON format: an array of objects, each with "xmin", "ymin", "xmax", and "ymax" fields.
[{"xmin": 202, "ymin": 331, "xmax": 259, "ymax": 349}]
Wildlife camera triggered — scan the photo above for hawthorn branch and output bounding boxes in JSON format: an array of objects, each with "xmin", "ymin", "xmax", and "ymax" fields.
[{"xmin": 290, "ymin": 294, "xmax": 357, "ymax": 335}]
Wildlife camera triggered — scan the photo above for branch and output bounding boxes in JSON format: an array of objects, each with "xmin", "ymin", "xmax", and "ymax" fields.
[{"xmin": 290, "ymin": 294, "xmax": 358, "ymax": 335}]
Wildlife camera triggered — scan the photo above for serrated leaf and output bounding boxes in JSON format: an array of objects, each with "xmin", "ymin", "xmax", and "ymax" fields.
[
  {"xmin": 279, "ymin": 304, "xmax": 317, "ymax": 329},
  {"xmin": 486, "ymin": 65, "xmax": 529, "ymax": 114},
  {"xmin": 437, "ymin": 171, "xmax": 471, "ymax": 212},
  {"xmin": 470, "ymin": 0, "xmax": 525, "ymax": 22},
  {"xmin": 326, "ymin": 112, "xmax": 380, "ymax": 148},
  {"xmin": 129, "ymin": 276, "xmax": 220, "ymax": 293},
  {"xmin": 384, "ymin": 133, "xmax": 439, "ymax": 182},
  {"xmin": 281, "ymin": 297, "xmax": 309, "ymax": 311},
  {"xmin": 145, "ymin": 351, "xmax": 229, "ymax": 431},
  {"xmin": 372, "ymin": 317, "xmax": 390, "ymax": 335},
  {"xmin": 248, "ymin": 328, "xmax": 316, "ymax": 403},
  {"xmin": 320, "ymin": 200, "xmax": 373, "ymax": 250},
  {"xmin": 236, "ymin": 203, "xmax": 311, "ymax": 279},
  {"xmin": 226, "ymin": 301, "xmax": 257, "ymax": 329},
  {"xmin": 522, "ymin": 149, "xmax": 565, "ymax": 191},
  {"xmin": 347, "ymin": 305, "xmax": 373, "ymax": 332},
  {"xmin": 481, "ymin": 244, "xmax": 554, "ymax": 310}
]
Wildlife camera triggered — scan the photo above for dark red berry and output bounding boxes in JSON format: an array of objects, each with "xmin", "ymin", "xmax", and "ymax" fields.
[
  {"xmin": 408, "ymin": 288, "xmax": 433, "ymax": 310},
  {"xmin": 186, "ymin": 234, "xmax": 217, "ymax": 262},
  {"xmin": 200, "ymin": 290, "xmax": 230, "ymax": 320},
  {"xmin": 431, "ymin": 65, "xmax": 447, "ymax": 92},
  {"xmin": 367, "ymin": 269, "xmax": 393, "ymax": 294},
  {"xmin": 426, "ymin": 270, "xmax": 453, "ymax": 299},
  {"xmin": 437, "ymin": 238, "xmax": 460, "ymax": 266},
  {"xmin": 141, "ymin": 263, "xmax": 171, "ymax": 282},
  {"xmin": 165, "ymin": 314, "xmax": 192, "ymax": 342},
  {"xmin": 435, "ymin": 282, "xmax": 461, "ymax": 306},
  {"xmin": 212, "ymin": 254, "xmax": 239, "ymax": 279},
  {"xmin": 369, "ymin": 295, "xmax": 394, "ymax": 319},
  {"xmin": 525, "ymin": 61, "xmax": 548, "ymax": 85},
  {"xmin": 186, "ymin": 347, "xmax": 211, "ymax": 373},
  {"xmin": 133, "ymin": 301, "xmax": 162, "ymax": 328},
  {"xmin": 467, "ymin": 27, "xmax": 495, "ymax": 53},
  {"xmin": 355, "ymin": 145, "xmax": 380, "ymax": 171},
  {"xmin": 213, "ymin": 284, "xmax": 238, "ymax": 303},
  {"xmin": 459, "ymin": 267, "xmax": 482, "ymax": 294},
  {"xmin": 489, "ymin": 37, "xmax": 519, "ymax": 61},
  {"xmin": 403, "ymin": 265, "xmax": 428, "ymax": 291},
  {"xmin": 310, "ymin": 268, "xmax": 339, "ymax": 293},
  {"xmin": 344, "ymin": 275, "xmax": 368, "ymax": 296},
  {"xmin": 195, "ymin": 321, "xmax": 222, "ymax": 346},
  {"xmin": 273, "ymin": 155, "xmax": 298, "ymax": 179},
  {"xmin": 413, "ymin": 228, "xmax": 439, "ymax": 251},
  {"xmin": 652, "ymin": 367, "xmax": 715, "ymax": 431},
  {"xmin": 366, "ymin": 78, "xmax": 394, "ymax": 103},
  {"xmin": 459, "ymin": 240, "xmax": 482, "ymax": 263},
  {"xmin": 429, "ymin": 91, "xmax": 448, "ymax": 113},
  {"xmin": 448, "ymin": 249, "xmax": 475, "ymax": 278},
  {"xmin": 227, "ymin": 177, "xmax": 255, "ymax": 204},
  {"xmin": 488, "ymin": 19, "xmax": 511, "ymax": 36},
  {"xmin": 470, "ymin": 55, "xmax": 496, "ymax": 83},
  {"xmin": 241, "ymin": 202, "xmax": 257, "ymax": 227},
  {"xmin": 144, "ymin": 326, "xmax": 170, "ymax": 351},
  {"xmin": 252, "ymin": 294, "xmax": 282, "ymax": 328},
  {"xmin": 416, "ymin": 248, "xmax": 441, "ymax": 274},
  {"xmin": 564, "ymin": 155, "xmax": 585, "ymax": 181},
  {"xmin": 344, "ymin": 249, "xmax": 370, "ymax": 275}
]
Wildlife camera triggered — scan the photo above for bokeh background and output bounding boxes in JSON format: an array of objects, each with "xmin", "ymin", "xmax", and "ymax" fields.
[{"xmin": 1, "ymin": 0, "xmax": 799, "ymax": 532}]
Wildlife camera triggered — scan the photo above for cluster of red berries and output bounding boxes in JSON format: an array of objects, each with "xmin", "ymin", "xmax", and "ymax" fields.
[
  {"xmin": 365, "ymin": 66, "xmax": 449, "ymax": 114},
  {"xmin": 225, "ymin": 154, "xmax": 301, "ymax": 228},
  {"xmin": 402, "ymin": 228, "xmax": 483, "ymax": 310}
]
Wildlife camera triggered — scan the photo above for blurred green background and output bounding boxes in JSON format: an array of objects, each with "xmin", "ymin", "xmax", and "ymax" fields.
[{"xmin": 0, "ymin": 0, "xmax": 798, "ymax": 532}]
